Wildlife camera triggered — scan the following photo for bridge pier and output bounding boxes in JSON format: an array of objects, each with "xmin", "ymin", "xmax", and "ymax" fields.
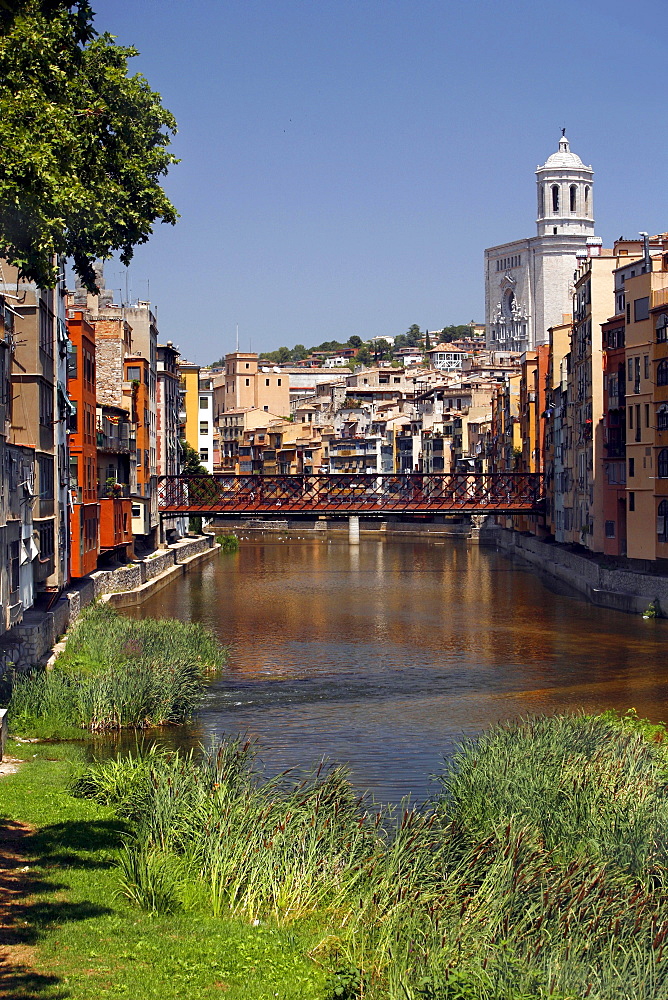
[{"xmin": 348, "ymin": 516, "xmax": 360, "ymax": 545}]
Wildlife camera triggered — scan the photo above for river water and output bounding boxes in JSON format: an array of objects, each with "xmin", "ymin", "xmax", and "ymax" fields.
[{"xmin": 130, "ymin": 534, "xmax": 668, "ymax": 804}]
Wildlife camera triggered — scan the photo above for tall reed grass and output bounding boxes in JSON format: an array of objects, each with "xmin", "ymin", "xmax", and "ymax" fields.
[
  {"xmin": 7, "ymin": 602, "xmax": 225, "ymax": 736},
  {"xmin": 73, "ymin": 713, "xmax": 668, "ymax": 998}
]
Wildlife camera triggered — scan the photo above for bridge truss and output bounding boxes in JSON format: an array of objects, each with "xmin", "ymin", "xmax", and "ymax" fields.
[{"xmin": 157, "ymin": 473, "xmax": 544, "ymax": 517}]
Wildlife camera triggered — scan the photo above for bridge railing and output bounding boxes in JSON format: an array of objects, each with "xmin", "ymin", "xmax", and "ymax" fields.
[{"xmin": 158, "ymin": 472, "xmax": 544, "ymax": 514}]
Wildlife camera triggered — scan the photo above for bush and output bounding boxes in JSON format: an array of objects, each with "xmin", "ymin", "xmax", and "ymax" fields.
[
  {"xmin": 8, "ymin": 603, "xmax": 226, "ymax": 736},
  {"xmin": 72, "ymin": 715, "xmax": 668, "ymax": 999}
]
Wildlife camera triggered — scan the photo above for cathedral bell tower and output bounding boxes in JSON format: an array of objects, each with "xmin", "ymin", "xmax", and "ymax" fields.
[{"xmin": 536, "ymin": 130, "xmax": 594, "ymax": 238}]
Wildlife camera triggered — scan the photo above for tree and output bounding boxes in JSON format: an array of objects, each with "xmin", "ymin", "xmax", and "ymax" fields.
[
  {"xmin": 347, "ymin": 335, "xmax": 362, "ymax": 348},
  {"xmin": 356, "ymin": 345, "xmax": 371, "ymax": 366},
  {"xmin": 276, "ymin": 346, "xmax": 290, "ymax": 364},
  {"xmin": 405, "ymin": 324, "xmax": 422, "ymax": 347},
  {"xmin": 0, "ymin": 1, "xmax": 178, "ymax": 290},
  {"xmin": 374, "ymin": 338, "xmax": 392, "ymax": 361},
  {"xmin": 291, "ymin": 344, "xmax": 308, "ymax": 361},
  {"xmin": 425, "ymin": 329, "xmax": 432, "ymax": 351},
  {"xmin": 180, "ymin": 439, "xmax": 208, "ymax": 475}
]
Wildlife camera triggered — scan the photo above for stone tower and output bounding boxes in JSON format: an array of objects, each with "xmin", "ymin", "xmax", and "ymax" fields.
[
  {"xmin": 535, "ymin": 130, "xmax": 594, "ymax": 238},
  {"xmin": 484, "ymin": 133, "xmax": 596, "ymax": 351}
]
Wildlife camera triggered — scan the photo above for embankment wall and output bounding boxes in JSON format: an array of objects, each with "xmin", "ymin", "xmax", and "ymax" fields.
[
  {"xmin": 0, "ymin": 534, "xmax": 218, "ymax": 675},
  {"xmin": 484, "ymin": 525, "xmax": 668, "ymax": 615}
]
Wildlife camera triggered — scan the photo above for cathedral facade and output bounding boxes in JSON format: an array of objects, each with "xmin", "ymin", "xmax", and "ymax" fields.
[{"xmin": 484, "ymin": 133, "xmax": 596, "ymax": 351}]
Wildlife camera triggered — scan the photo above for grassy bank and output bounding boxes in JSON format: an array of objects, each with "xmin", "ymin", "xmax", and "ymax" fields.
[
  {"xmin": 72, "ymin": 712, "xmax": 668, "ymax": 999},
  {"xmin": 3, "ymin": 602, "xmax": 225, "ymax": 738},
  {"xmin": 0, "ymin": 741, "xmax": 327, "ymax": 999},
  {"xmin": 4, "ymin": 713, "xmax": 668, "ymax": 998}
]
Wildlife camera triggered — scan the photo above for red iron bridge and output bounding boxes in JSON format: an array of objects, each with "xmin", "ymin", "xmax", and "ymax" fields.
[{"xmin": 157, "ymin": 473, "xmax": 544, "ymax": 517}]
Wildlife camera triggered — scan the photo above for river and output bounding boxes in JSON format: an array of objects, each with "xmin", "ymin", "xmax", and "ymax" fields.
[{"xmin": 130, "ymin": 533, "xmax": 668, "ymax": 804}]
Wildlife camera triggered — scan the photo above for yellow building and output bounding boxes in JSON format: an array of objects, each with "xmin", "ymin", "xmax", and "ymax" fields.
[
  {"xmin": 177, "ymin": 361, "xmax": 200, "ymax": 454},
  {"xmin": 621, "ymin": 247, "xmax": 668, "ymax": 560}
]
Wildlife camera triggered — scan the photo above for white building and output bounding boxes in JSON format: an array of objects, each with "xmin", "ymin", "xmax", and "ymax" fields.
[
  {"xmin": 197, "ymin": 369, "xmax": 214, "ymax": 473},
  {"xmin": 484, "ymin": 132, "xmax": 595, "ymax": 352}
]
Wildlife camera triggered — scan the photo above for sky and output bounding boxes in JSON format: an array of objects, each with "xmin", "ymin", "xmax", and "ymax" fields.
[{"xmin": 90, "ymin": 0, "xmax": 668, "ymax": 364}]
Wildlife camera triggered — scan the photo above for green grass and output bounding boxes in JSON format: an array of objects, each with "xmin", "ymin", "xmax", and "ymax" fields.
[
  {"xmin": 3, "ymin": 602, "xmax": 226, "ymax": 737},
  {"xmin": 0, "ymin": 740, "xmax": 328, "ymax": 999},
  {"xmin": 216, "ymin": 533, "xmax": 240, "ymax": 553},
  {"xmin": 73, "ymin": 715, "xmax": 668, "ymax": 999},
  {"xmin": 6, "ymin": 713, "xmax": 668, "ymax": 999}
]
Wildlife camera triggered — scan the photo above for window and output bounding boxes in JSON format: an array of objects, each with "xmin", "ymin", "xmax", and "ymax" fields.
[
  {"xmin": 126, "ymin": 366, "xmax": 141, "ymax": 381},
  {"xmin": 658, "ymin": 359, "xmax": 668, "ymax": 386},
  {"xmin": 67, "ymin": 342, "xmax": 78, "ymax": 380},
  {"xmin": 551, "ymin": 185, "xmax": 560, "ymax": 212},
  {"xmin": 245, "ymin": 378, "xmax": 250, "ymax": 386},
  {"xmin": 605, "ymin": 520, "xmax": 615, "ymax": 539},
  {"xmin": 265, "ymin": 379, "xmax": 270, "ymax": 386},
  {"xmin": 645, "ymin": 356, "xmax": 650, "ymax": 379},
  {"xmin": 584, "ymin": 186, "xmax": 590, "ymax": 212},
  {"xmin": 39, "ymin": 302, "xmax": 54, "ymax": 358},
  {"xmin": 628, "ymin": 457, "xmax": 634, "ymax": 478},
  {"xmin": 263, "ymin": 405, "xmax": 269, "ymax": 411},
  {"xmin": 199, "ymin": 395, "xmax": 209, "ymax": 408},
  {"xmin": 628, "ymin": 406, "xmax": 633, "ymax": 429},
  {"xmin": 199, "ymin": 448, "xmax": 209, "ymax": 462},
  {"xmin": 570, "ymin": 185, "xmax": 577, "ymax": 212},
  {"xmin": 657, "ymin": 313, "xmax": 668, "ymax": 342},
  {"xmin": 634, "ymin": 297, "xmax": 650, "ymax": 322},
  {"xmin": 39, "ymin": 382, "xmax": 53, "ymax": 425},
  {"xmin": 38, "ymin": 455, "xmax": 54, "ymax": 499},
  {"xmin": 659, "ymin": 500, "xmax": 668, "ymax": 543},
  {"xmin": 539, "ymin": 185, "xmax": 544, "ymax": 216},
  {"xmin": 199, "ymin": 421, "xmax": 208, "ymax": 435},
  {"xmin": 659, "ymin": 449, "xmax": 668, "ymax": 478},
  {"xmin": 629, "ymin": 492, "xmax": 635, "ymax": 511},
  {"xmin": 277, "ymin": 379, "xmax": 282, "ymax": 386},
  {"xmin": 245, "ymin": 363, "xmax": 250, "ymax": 369},
  {"xmin": 646, "ymin": 403, "xmax": 650, "ymax": 428}
]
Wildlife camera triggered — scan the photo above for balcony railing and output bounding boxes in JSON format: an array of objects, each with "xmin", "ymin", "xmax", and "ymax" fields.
[{"xmin": 98, "ymin": 482, "xmax": 131, "ymax": 499}]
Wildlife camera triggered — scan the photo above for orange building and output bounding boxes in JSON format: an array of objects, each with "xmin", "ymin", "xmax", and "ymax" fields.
[
  {"xmin": 600, "ymin": 313, "xmax": 626, "ymax": 556},
  {"xmin": 124, "ymin": 354, "xmax": 152, "ymax": 539},
  {"xmin": 66, "ymin": 310, "xmax": 100, "ymax": 577}
]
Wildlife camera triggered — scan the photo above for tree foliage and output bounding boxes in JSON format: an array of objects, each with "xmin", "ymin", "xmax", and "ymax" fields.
[{"xmin": 0, "ymin": 0, "xmax": 178, "ymax": 289}]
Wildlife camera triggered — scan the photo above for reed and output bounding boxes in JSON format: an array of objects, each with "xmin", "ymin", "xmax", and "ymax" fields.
[
  {"xmin": 216, "ymin": 533, "xmax": 240, "ymax": 553},
  {"xmin": 7, "ymin": 602, "xmax": 225, "ymax": 736},
  {"xmin": 73, "ymin": 714, "xmax": 668, "ymax": 999}
]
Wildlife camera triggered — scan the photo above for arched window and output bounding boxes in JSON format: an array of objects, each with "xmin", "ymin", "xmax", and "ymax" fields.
[
  {"xmin": 584, "ymin": 186, "xmax": 590, "ymax": 213},
  {"xmin": 552, "ymin": 185, "xmax": 560, "ymax": 213},
  {"xmin": 570, "ymin": 185, "xmax": 577, "ymax": 212},
  {"xmin": 539, "ymin": 184, "xmax": 544, "ymax": 216},
  {"xmin": 659, "ymin": 499, "xmax": 668, "ymax": 543},
  {"xmin": 659, "ymin": 450, "xmax": 668, "ymax": 478},
  {"xmin": 658, "ymin": 359, "xmax": 668, "ymax": 386}
]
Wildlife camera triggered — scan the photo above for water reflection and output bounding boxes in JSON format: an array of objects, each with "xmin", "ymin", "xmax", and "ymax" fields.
[{"xmin": 128, "ymin": 535, "xmax": 668, "ymax": 803}]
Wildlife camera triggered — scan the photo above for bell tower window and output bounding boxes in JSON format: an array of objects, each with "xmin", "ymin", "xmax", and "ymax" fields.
[
  {"xmin": 584, "ymin": 186, "xmax": 590, "ymax": 214},
  {"xmin": 538, "ymin": 184, "xmax": 544, "ymax": 217},
  {"xmin": 552, "ymin": 185, "xmax": 560, "ymax": 213},
  {"xmin": 570, "ymin": 185, "xmax": 577, "ymax": 212}
]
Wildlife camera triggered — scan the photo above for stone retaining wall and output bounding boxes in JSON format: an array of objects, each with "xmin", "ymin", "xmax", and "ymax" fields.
[
  {"xmin": 484, "ymin": 525, "xmax": 668, "ymax": 615},
  {"xmin": 0, "ymin": 533, "xmax": 216, "ymax": 675}
]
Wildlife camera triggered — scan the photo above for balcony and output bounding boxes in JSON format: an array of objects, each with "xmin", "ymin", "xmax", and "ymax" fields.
[
  {"xmin": 99, "ymin": 496, "xmax": 132, "ymax": 550},
  {"xmin": 96, "ymin": 429, "xmax": 131, "ymax": 454},
  {"xmin": 98, "ymin": 482, "xmax": 131, "ymax": 499}
]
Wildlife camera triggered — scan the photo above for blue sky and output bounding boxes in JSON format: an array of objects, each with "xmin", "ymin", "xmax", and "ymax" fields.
[{"xmin": 91, "ymin": 0, "xmax": 668, "ymax": 363}]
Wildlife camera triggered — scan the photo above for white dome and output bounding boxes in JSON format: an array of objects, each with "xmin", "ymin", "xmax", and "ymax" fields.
[{"xmin": 539, "ymin": 134, "xmax": 587, "ymax": 170}]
